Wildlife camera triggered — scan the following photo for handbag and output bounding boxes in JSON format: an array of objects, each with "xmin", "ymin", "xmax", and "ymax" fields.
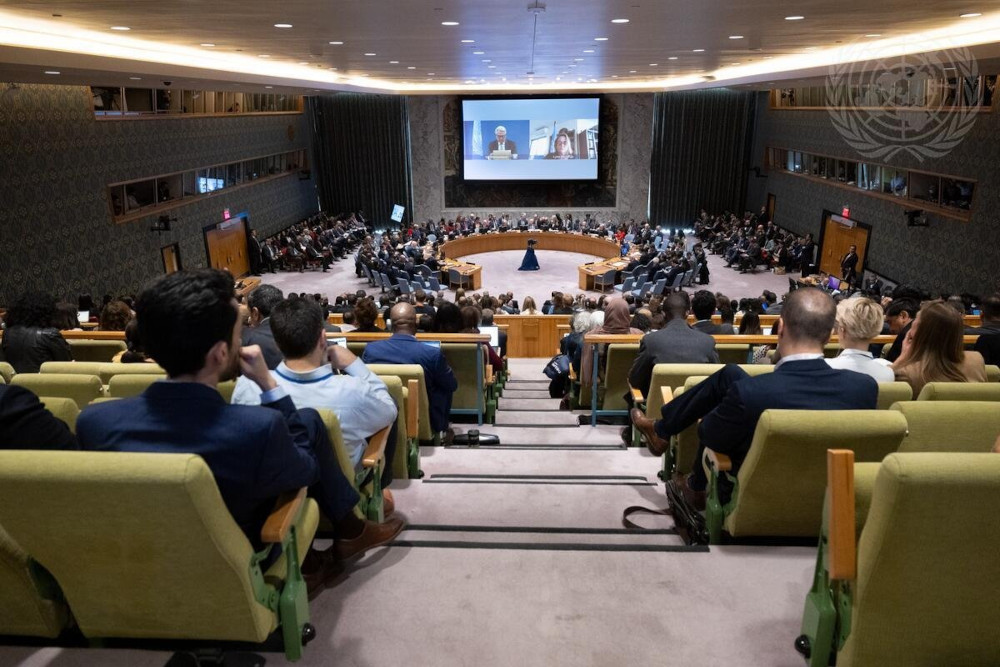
[{"xmin": 543, "ymin": 353, "xmax": 570, "ymax": 380}]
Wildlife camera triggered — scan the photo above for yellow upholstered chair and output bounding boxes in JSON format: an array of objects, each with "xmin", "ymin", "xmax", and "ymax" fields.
[
  {"xmin": 874, "ymin": 381, "xmax": 912, "ymax": 409},
  {"xmin": 986, "ymin": 364, "xmax": 999, "ymax": 382},
  {"xmin": 0, "ymin": 451, "xmax": 318, "ymax": 661},
  {"xmin": 39, "ymin": 361, "xmax": 106, "ymax": 377},
  {"xmin": 442, "ymin": 343, "xmax": 492, "ymax": 424},
  {"xmin": 0, "ymin": 524, "xmax": 70, "ymax": 638},
  {"xmin": 716, "ymin": 344, "xmax": 750, "ymax": 364},
  {"xmin": 108, "ymin": 373, "xmax": 164, "ymax": 398},
  {"xmin": 798, "ymin": 452, "xmax": 1000, "ymax": 667},
  {"xmin": 892, "ymin": 401, "xmax": 1000, "ymax": 453},
  {"xmin": 217, "ymin": 380, "xmax": 236, "ymax": 403},
  {"xmin": 702, "ymin": 409, "xmax": 907, "ymax": 542},
  {"xmin": 314, "ymin": 410, "xmax": 392, "ymax": 524},
  {"xmin": 600, "ymin": 343, "xmax": 641, "ymax": 413},
  {"xmin": 916, "ymin": 381, "xmax": 1000, "ymax": 401},
  {"xmin": 97, "ymin": 362, "xmax": 166, "ymax": 385},
  {"xmin": 0, "ymin": 362, "xmax": 15, "ymax": 384},
  {"xmin": 66, "ymin": 339, "xmax": 127, "ymax": 362},
  {"xmin": 38, "ymin": 397, "xmax": 80, "ymax": 434},
  {"xmin": 366, "ymin": 364, "xmax": 433, "ymax": 442},
  {"xmin": 11, "ymin": 373, "xmax": 103, "ymax": 409}
]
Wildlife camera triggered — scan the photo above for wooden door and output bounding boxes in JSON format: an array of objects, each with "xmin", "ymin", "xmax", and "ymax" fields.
[
  {"xmin": 766, "ymin": 193, "xmax": 776, "ymax": 222},
  {"xmin": 205, "ymin": 218, "xmax": 250, "ymax": 277},
  {"xmin": 820, "ymin": 214, "xmax": 869, "ymax": 279},
  {"xmin": 161, "ymin": 244, "xmax": 180, "ymax": 274}
]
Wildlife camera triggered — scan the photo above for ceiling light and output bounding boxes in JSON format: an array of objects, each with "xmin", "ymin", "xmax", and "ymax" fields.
[
  {"xmin": 200, "ymin": 43, "xmax": 215, "ymax": 47},
  {"xmin": 692, "ymin": 48, "xmax": 705, "ymax": 52},
  {"xmin": 461, "ymin": 39, "xmax": 474, "ymax": 43},
  {"xmin": 611, "ymin": 75, "xmax": 618, "ymax": 78},
  {"xmin": 389, "ymin": 60, "xmax": 399, "ymax": 64},
  {"xmin": 407, "ymin": 66, "xmax": 416, "ymax": 69},
  {"xmin": 729, "ymin": 35, "xmax": 744, "ymax": 39},
  {"xmin": 364, "ymin": 52, "xmax": 376, "ymax": 56},
  {"xmin": 730, "ymin": 62, "xmax": 741, "ymax": 65},
  {"xmin": 274, "ymin": 23, "xmax": 293, "ymax": 28},
  {"xmin": 482, "ymin": 59, "xmax": 491, "ymax": 62},
  {"xmin": 649, "ymin": 63, "xmax": 658, "ymax": 66},
  {"xmin": 785, "ymin": 15, "xmax": 805, "ymax": 20},
  {"xmin": 43, "ymin": 70, "xmax": 60, "ymax": 74},
  {"xmin": 329, "ymin": 41, "xmax": 344, "ymax": 45},
  {"xmin": 265, "ymin": 85, "xmax": 273, "ymax": 89},
  {"xmin": 629, "ymin": 70, "xmax": 637, "ymax": 73},
  {"xmin": 473, "ymin": 50, "xmax": 485, "ymax": 55},
  {"xmin": 428, "ymin": 72, "xmax": 435, "ymax": 75},
  {"xmin": 865, "ymin": 33, "xmax": 881, "ymax": 37},
  {"xmin": 668, "ymin": 56, "xmax": 678, "ymax": 60},
  {"xmin": 574, "ymin": 57, "xmax": 584, "ymax": 61},
  {"xmin": 258, "ymin": 54, "xmax": 270, "ymax": 58},
  {"xmin": 595, "ymin": 37, "xmax": 608, "ymax": 41},
  {"xmin": 110, "ymin": 26, "xmax": 130, "ymax": 31},
  {"xmin": 611, "ymin": 18, "xmax": 630, "ymax": 23},
  {"xmin": 960, "ymin": 12, "xmax": 982, "ymax": 18},
  {"xmin": 129, "ymin": 76, "xmax": 142, "ymax": 80},
  {"xmin": 584, "ymin": 49, "xmax": 595, "ymax": 53},
  {"xmin": 487, "ymin": 65, "xmax": 495, "ymax": 68},
  {"xmin": 442, "ymin": 21, "xmax": 460, "ymax": 26}
]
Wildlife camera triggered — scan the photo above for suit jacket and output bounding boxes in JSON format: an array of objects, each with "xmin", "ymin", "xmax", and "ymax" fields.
[
  {"xmin": 0, "ymin": 385, "xmax": 78, "ymax": 450},
  {"xmin": 241, "ymin": 319, "xmax": 282, "ymax": 370},
  {"xmin": 973, "ymin": 326, "xmax": 1000, "ymax": 366},
  {"xmin": 362, "ymin": 334, "xmax": 458, "ymax": 433},
  {"xmin": 487, "ymin": 139, "xmax": 517, "ymax": 155},
  {"xmin": 692, "ymin": 359, "xmax": 878, "ymax": 472},
  {"xmin": 692, "ymin": 320, "xmax": 731, "ymax": 336},
  {"xmin": 76, "ymin": 382, "xmax": 319, "ymax": 545},
  {"xmin": 629, "ymin": 319, "xmax": 720, "ymax": 394}
]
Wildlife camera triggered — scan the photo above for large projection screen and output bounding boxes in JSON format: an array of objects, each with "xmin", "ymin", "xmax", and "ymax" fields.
[{"xmin": 461, "ymin": 97, "xmax": 600, "ymax": 181}]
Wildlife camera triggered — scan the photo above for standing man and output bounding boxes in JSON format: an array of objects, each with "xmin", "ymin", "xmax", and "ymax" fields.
[
  {"xmin": 487, "ymin": 126, "xmax": 517, "ymax": 158},
  {"xmin": 840, "ymin": 244, "xmax": 859, "ymax": 285},
  {"xmin": 247, "ymin": 229, "xmax": 263, "ymax": 276}
]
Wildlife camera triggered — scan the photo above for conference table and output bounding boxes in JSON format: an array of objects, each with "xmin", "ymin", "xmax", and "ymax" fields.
[
  {"xmin": 441, "ymin": 231, "xmax": 622, "ymax": 291},
  {"xmin": 441, "ymin": 258, "xmax": 483, "ymax": 290}
]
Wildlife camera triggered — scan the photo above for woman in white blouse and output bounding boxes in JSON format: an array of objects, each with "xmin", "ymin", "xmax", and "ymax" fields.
[{"xmin": 827, "ymin": 297, "xmax": 895, "ymax": 382}]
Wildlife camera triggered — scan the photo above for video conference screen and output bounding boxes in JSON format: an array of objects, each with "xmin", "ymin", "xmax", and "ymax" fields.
[{"xmin": 462, "ymin": 97, "xmax": 600, "ymax": 181}]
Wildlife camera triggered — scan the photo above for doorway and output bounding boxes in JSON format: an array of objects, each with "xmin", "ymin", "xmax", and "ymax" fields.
[
  {"xmin": 766, "ymin": 193, "xmax": 776, "ymax": 223},
  {"xmin": 161, "ymin": 243, "xmax": 181, "ymax": 274},
  {"xmin": 818, "ymin": 211, "xmax": 871, "ymax": 280},
  {"xmin": 203, "ymin": 215, "xmax": 250, "ymax": 277}
]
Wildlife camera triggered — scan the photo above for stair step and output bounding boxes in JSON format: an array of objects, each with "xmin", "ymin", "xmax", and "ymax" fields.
[
  {"xmin": 443, "ymin": 425, "xmax": 628, "ymax": 446},
  {"xmin": 498, "ymin": 398, "xmax": 562, "ymax": 411},
  {"xmin": 494, "ymin": 411, "xmax": 580, "ymax": 426},
  {"xmin": 500, "ymin": 389, "xmax": 552, "ymax": 399}
]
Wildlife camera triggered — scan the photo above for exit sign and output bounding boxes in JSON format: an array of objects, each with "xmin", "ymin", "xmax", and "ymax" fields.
[
  {"xmin": 223, "ymin": 209, "xmax": 231, "ymax": 220},
  {"xmin": 841, "ymin": 207, "xmax": 850, "ymax": 218}
]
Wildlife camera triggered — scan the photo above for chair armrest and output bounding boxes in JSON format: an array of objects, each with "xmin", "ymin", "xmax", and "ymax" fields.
[
  {"xmin": 827, "ymin": 449, "xmax": 856, "ymax": 582},
  {"xmin": 661, "ymin": 386, "xmax": 673, "ymax": 406},
  {"xmin": 362, "ymin": 423, "xmax": 392, "ymax": 468},
  {"xmin": 568, "ymin": 365, "xmax": 577, "ymax": 381},
  {"xmin": 485, "ymin": 363, "xmax": 494, "ymax": 384},
  {"xmin": 261, "ymin": 488, "xmax": 307, "ymax": 544},
  {"xmin": 405, "ymin": 379, "xmax": 418, "ymax": 439},
  {"xmin": 703, "ymin": 448, "xmax": 732, "ymax": 472},
  {"xmin": 629, "ymin": 383, "xmax": 644, "ymax": 402}
]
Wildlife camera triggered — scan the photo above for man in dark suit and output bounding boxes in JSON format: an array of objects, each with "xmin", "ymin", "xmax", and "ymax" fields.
[
  {"xmin": 487, "ymin": 126, "xmax": 517, "ymax": 157},
  {"xmin": 629, "ymin": 293, "xmax": 720, "ymax": 397},
  {"xmin": 362, "ymin": 302, "xmax": 457, "ymax": 435},
  {"xmin": 0, "ymin": 384, "xmax": 78, "ymax": 450},
  {"xmin": 77, "ymin": 269, "xmax": 402, "ymax": 594},
  {"xmin": 247, "ymin": 229, "xmax": 263, "ymax": 276},
  {"xmin": 242, "ymin": 284, "xmax": 284, "ymax": 369},
  {"xmin": 690, "ymin": 290, "xmax": 730, "ymax": 335},
  {"xmin": 973, "ymin": 293, "xmax": 1000, "ymax": 365},
  {"xmin": 840, "ymin": 244, "xmax": 859, "ymax": 284},
  {"xmin": 631, "ymin": 288, "xmax": 878, "ymax": 501}
]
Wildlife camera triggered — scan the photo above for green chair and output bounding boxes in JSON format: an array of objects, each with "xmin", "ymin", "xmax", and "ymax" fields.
[
  {"xmin": 39, "ymin": 361, "xmax": 106, "ymax": 377},
  {"xmin": 38, "ymin": 397, "xmax": 81, "ymax": 434},
  {"xmin": 874, "ymin": 381, "xmax": 912, "ymax": 409},
  {"xmin": 346, "ymin": 342, "xmax": 367, "ymax": 357},
  {"xmin": 716, "ymin": 344, "xmax": 750, "ymax": 364},
  {"xmin": 218, "ymin": 380, "xmax": 236, "ymax": 403},
  {"xmin": 702, "ymin": 409, "xmax": 907, "ymax": 543},
  {"xmin": 799, "ymin": 451, "xmax": 1000, "ymax": 667},
  {"xmin": 97, "ymin": 362, "xmax": 166, "ymax": 385},
  {"xmin": 916, "ymin": 381, "xmax": 1000, "ymax": 401},
  {"xmin": 108, "ymin": 373, "xmax": 164, "ymax": 398},
  {"xmin": 442, "ymin": 343, "xmax": 492, "ymax": 424},
  {"xmin": 587, "ymin": 343, "xmax": 640, "ymax": 425},
  {"xmin": 314, "ymin": 410, "xmax": 392, "ymax": 524},
  {"xmin": 0, "ymin": 450, "xmax": 318, "ymax": 661},
  {"xmin": 822, "ymin": 343, "xmax": 840, "ymax": 359},
  {"xmin": 0, "ymin": 524, "xmax": 70, "ymax": 638},
  {"xmin": 11, "ymin": 373, "xmax": 103, "ymax": 409},
  {"xmin": 0, "ymin": 361, "xmax": 14, "ymax": 384},
  {"xmin": 985, "ymin": 364, "xmax": 999, "ymax": 382},
  {"xmin": 66, "ymin": 339, "xmax": 127, "ymax": 362},
  {"xmin": 892, "ymin": 401, "xmax": 1000, "ymax": 453},
  {"xmin": 366, "ymin": 364, "xmax": 433, "ymax": 442}
]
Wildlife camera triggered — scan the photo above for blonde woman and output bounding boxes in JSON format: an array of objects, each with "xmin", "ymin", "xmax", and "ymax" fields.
[
  {"xmin": 827, "ymin": 298, "xmax": 894, "ymax": 382},
  {"xmin": 521, "ymin": 296, "xmax": 540, "ymax": 315}
]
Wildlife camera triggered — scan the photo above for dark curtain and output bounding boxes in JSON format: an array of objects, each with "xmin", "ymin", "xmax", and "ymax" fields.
[
  {"xmin": 649, "ymin": 89, "xmax": 757, "ymax": 226},
  {"xmin": 308, "ymin": 94, "xmax": 412, "ymax": 226}
]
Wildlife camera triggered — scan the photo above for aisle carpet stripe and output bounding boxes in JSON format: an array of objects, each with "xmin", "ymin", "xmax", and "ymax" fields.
[
  {"xmin": 403, "ymin": 524, "xmax": 678, "ymax": 535},
  {"xmin": 387, "ymin": 541, "xmax": 708, "ymax": 553},
  {"xmin": 429, "ymin": 474, "xmax": 649, "ymax": 480},
  {"xmin": 422, "ymin": 479, "xmax": 656, "ymax": 487}
]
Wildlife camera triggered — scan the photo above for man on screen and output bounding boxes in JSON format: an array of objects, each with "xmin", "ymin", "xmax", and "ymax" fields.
[{"xmin": 488, "ymin": 126, "xmax": 517, "ymax": 157}]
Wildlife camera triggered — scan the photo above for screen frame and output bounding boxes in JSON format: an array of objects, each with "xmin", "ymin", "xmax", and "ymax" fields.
[{"xmin": 459, "ymin": 94, "xmax": 603, "ymax": 185}]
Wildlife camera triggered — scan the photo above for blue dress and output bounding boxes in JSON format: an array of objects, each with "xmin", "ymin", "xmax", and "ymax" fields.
[{"xmin": 518, "ymin": 246, "xmax": 540, "ymax": 271}]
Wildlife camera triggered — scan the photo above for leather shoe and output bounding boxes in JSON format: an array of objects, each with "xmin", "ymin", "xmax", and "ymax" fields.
[
  {"xmin": 680, "ymin": 474, "xmax": 707, "ymax": 512},
  {"xmin": 630, "ymin": 408, "xmax": 669, "ymax": 456},
  {"xmin": 302, "ymin": 547, "xmax": 345, "ymax": 600},
  {"xmin": 382, "ymin": 488, "xmax": 395, "ymax": 517},
  {"xmin": 335, "ymin": 517, "xmax": 405, "ymax": 561}
]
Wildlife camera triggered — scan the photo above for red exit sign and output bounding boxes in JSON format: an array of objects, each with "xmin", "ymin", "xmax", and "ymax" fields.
[{"xmin": 841, "ymin": 207, "xmax": 850, "ymax": 218}]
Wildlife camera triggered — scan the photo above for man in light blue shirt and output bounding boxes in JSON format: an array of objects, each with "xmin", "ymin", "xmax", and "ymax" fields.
[{"xmin": 232, "ymin": 296, "xmax": 399, "ymax": 499}]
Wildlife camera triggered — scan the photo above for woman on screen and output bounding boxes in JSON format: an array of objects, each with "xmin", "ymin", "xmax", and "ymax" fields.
[{"xmin": 544, "ymin": 131, "xmax": 575, "ymax": 160}]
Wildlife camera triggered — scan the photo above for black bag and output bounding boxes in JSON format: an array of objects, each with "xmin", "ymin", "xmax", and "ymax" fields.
[
  {"xmin": 543, "ymin": 354, "xmax": 570, "ymax": 380},
  {"xmin": 621, "ymin": 479, "xmax": 709, "ymax": 546}
]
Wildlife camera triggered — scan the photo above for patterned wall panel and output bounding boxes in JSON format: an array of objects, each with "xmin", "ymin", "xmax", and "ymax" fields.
[
  {"xmin": 0, "ymin": 83, "xmax": 317, "ymax": 305},
  {"xmin": 407, "ymin": 93, "xmax": 653, "ymax": 221},
  {"xmin": 751, "ymin": 91, "xmax": 1000, "ymax": 295}
]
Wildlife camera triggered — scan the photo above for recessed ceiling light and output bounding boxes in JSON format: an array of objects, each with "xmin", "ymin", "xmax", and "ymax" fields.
[
  {"xmin": 611, "ymin": 18, "xmax": 630, "ymax": 23},
  {"xmin": 959, "ymin": 12, "xmax": 981, "ymax": 17},
  {"xmin": 200, "ymin": 43, "xmax": 215, "ymax": 47},
  {"xmin": 729, "ymin": 35, "xmax": 744, "ymax": 39},
  {"xmin": 487, "ymin": 65, "xmax": 495, "ymax": 68},
  {"xmin": 595, "ymin": 37, "xmax": 608, "ymax": 41},
  {"xmin": 389, "ymin": 60, "xmax": 399, "ymax": 64},
  {"xmin": 110, "ymin": 26, "xmax": 130, "ymax": 31},
  {"xmin": 329, "ymin": 41, "xmax": 344, "ymax": 45},
  {"xmin": 274, "ymin": 23, "xmax": 293, "ymax": 28},
  {"xmin": 574, "ymin": 57, "xmax": 584, "ymax": 61},
  {"xmin": 364, "ymin": 52, "xmax": 376, "ymax": 56},
  {"xmin": 407, "ymin": 66, "xmax": 416, "ymax": 69},
  {"xmin": 43, "ymin": 70, "xmax": 60, "ymax": 75},
  {"xmin": 258, "ymin": 54, "xmax": 270, "ymax": 58},
  {"xmin": 461, "ymin": 39, "xmax": 475, "ymax": 43},
  {"xmin": 785, "ymin": 15, "xmax": 805, "ymax": 20},
  {"xmin": 629, "ymin": 70, "xmax": 637, "ymax": 73},
  {"xmin": 265, "ymin": 85, "xmax": 273, "ymax": 89},
  {"xmin": 442, "ymin": 21, "xmax": 460, "ymax": 26},
  {"xmin": 584, "ymin": 49, "xmax": 595, "ymax": 53},
  {"xmin": 129, "ymin": 76, "xmax": 142, "ymax": 80},
  {"xmin": 649, "ymin": 63, "xmax": 658, "ymax": 66},
  {"xmin": 482, "ymin": 59, "xmax": 491, "ymax": 62},
  {"xmin": 611, "ymin": 75, "xmax": 618, "ymax": 78},
  {"xmin": 428, "ymin": 72, "xmax": 436, "ymax": 75},
  {"xmin": 730, "ymin": 62, "xmax": 741, "ymax": 65},
  {"xmin": 865, "ymin": 33, "xmax": 881, "ymax": 37},
  {"xmin": 473, "ymin": 50, "xmax": 485, "ymax": 55},
  {"xmin": 692, "ymin": 48, "xmax": 705, "ymax": 53},
  {"xmin": 668, "ymin": 56, "xmax": 678, "ymax": 60}
]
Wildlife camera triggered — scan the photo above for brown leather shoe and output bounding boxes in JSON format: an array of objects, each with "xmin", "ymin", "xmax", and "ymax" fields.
[
  {"xmin": 382, "ymin": 488, "xmax": 395, "ymax": 517},
  {"xmin": 302, "ymin": 547, "xmax": 346, "ymax": 600},
  {"xmin": 681, "ymin": 474, "xmax": 707, "ymax": 512},
  {"xmin": 335, "ymin": 517, "xmax": 405, "ymax": 561},
  {"xmin": 630, "ymin": 408, "xmax": 669, "ymax": 456}
]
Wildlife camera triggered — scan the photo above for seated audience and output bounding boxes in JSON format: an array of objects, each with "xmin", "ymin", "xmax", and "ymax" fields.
[
  {"xmin": 628, "ymin": 293, "xmax": 720, "ymax": 397},
  {"xmin": 232, "ymin": 296, "xmax": 399, "ymax": 509},
  {"xmin": 581, "ymin": 298, "xmax": 643, "ymax": 386},
  {"xmin": 690, "ymin": 290, "xmax": 730, "ymax": 335},
  {"xmin": 481, "ymin": 308, "xmax": 507, "ymax": 358},
  {"xmin": 883, "ymin": 297, "xmax": 920, "ymax": 363},
  {"xmin": 1, "ymin": 292, "xmax": 73, "ymax": 373},
  {"xmin": 520, "ymin": 296, "xmax": 540, "ymax": 315},
  {"xmin": 892, "ymin": 301, "xmax": 987, "ymax": 396},
  {"xmin": 354, "ymin": 298, "xmax": 384, "ymax": 333},
  {"xmin": 827, "ymin": 297, "xmax": 894, "ymax": 382},
  {"xmin": 459, "ymin": 306, "xmax": 503, "ymax": 373},
  {"xmin": 363, "ymin": 303, "xmax": 458, "ymax": 437},
  {"xmin": 113, "ymin": 318, "xmax": 157, "ymax": 363},
  {"xmin": 737, "ymin": 311, "xmax": 772, "ymax": 364},
  {"xmin": 0, "ymin": 384, "xmax": 78, "ymax": 450},
  {"xmin": 973, "ymin": 293, "xmax": 1000, "ymax": 365},
  {"xmin": 77, "ymin": 269, "xmax": 403, "ymax": 596},
  {"xmin": 99, "ymin": 300, "xmax": 132, "ymax": 331},
  {"xmin": 242, "ymin": 284, "xmax": 284, "ymax": 369},
  {"xmin": 631, "ymin": 288, "xmax": 878, "ymax": 504}
]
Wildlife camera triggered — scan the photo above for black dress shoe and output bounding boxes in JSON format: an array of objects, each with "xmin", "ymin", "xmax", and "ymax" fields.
[{"xmin": 302, "ymin": 548, "xmax": 346, "ymax": 600}]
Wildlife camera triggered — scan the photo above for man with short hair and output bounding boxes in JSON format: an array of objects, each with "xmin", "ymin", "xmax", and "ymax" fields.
[
  {"xmin": 362, "ymin": 303, "xmax": 457, "ymax": 436},
  {"xmin": 631, "ymin": 288, "xmax": 878, "ymax": 503},
  {"xmin": 973, "ymin": 293, "xmax": 1000, "ymax": 365},
  {"xmin": 690, "ymin": 290, "xmax": 730, "ymax": 335},
  {"xmin": 629, "ymin": 293, "xmax": 720, "ymax": 397},
  {"xmin": 414, "ymin": 289, "xmax": 435, "ymax": 317},
  {"xmin": 78, "ymin": 270, "xmax": 403, "ymax": 596},
  {"xmin": 242, "ymin": 284, "xmax": 284, "ymax": 369},
  {"xmin": 883, "ymin": 298, "xmax": 919, "ymax": 363},
  {"xmin": 487, "ymin": 126, "xmax": 517, "ymax": 157}
]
